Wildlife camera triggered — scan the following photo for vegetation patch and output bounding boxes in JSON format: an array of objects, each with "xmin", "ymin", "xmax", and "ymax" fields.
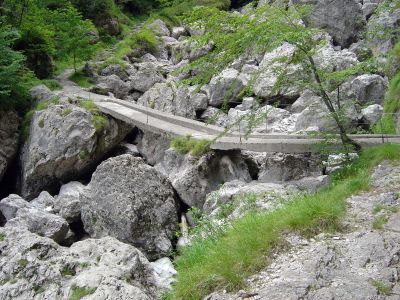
[
  {"xmin": 171, "ymin": 135, "xmax": 211, "ymax": 156},
  {"xmin": 41, "ymin": 79, "xmax": 62, "ymax": 91},
  {"xmin": 69, "ymin": 285, "xmax": 97, "ymax": 300},
  {"xmin": 371, "ymin": 279, "xmax": 392, "ymax": 295},
  {"xmin": 0, "ymin": 232, "xmax": 4, "ymax": 241},
  {"xmin": 69, "ymin": 70, "xmax": 95, "ymax": 88},
  {"xmin": 79, "ymin": 100, "xmax": 109, "ymax": 134},
  {"xmin": 372, "ymin": 215, "xmax": 388, "ymax": 230},
  {"xmin": 18, "ymin": 259, "xmax": 28, "ymax": 269},
  {"xmin": 61, "ymin": 265, "xmax": 76, "ymax": 277},
  {"xmin": 167, "ymin": 144, "xmax": 400, "ymax": 299}
]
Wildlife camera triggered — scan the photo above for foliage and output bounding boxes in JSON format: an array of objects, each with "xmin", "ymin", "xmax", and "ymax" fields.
[
  {"xmin": 179, "ymin": 4, "xmax": 375, "ymax": 151},
  {"xmin": 371, "ymin": 280, "xmax": 392, "ymax": 295},
  {"xmin": 41, "ymin": 79, "xmax": 62, "ymax": 90},
  {"xmin": 171, "ymin": 135, "xmax": 211, "ymax": 156},
  {"xmin": 167, "ymin": 144, "xmax": 400, "ymax": 299},
  {"xmin": 69, "ymin": 285, "xmax": 97, "ymax": 300},
  {"xmin": 0, "ymin": 19, "xmax": 36, "ymax": 111},
  {"xmin": 69, "ymin": 70, "xmax": 95, "ymax": 88},
  {"xmin": 79, "ymin": 100, "xmax": 108, "ymax": 133},
  {"xmin": 373, "ymin": 43, "xmax": 400, "ymax": 134},
  {"xmin": 50, "ymin": 4, "xmax": 97, "ymax": 72},
  {"xmin": 372, "ymin": 215, "xmax": 388, "ymax": 229}
]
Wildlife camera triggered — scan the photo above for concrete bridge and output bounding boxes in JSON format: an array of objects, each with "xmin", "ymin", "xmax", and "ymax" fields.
[{"xmin": 61, "ymin": 86, "xmax": 400, "ymax": 153}]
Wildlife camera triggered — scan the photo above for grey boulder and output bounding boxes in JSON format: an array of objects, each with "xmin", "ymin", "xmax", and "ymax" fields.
[
  {"xmin": 20, "ymin": 103, "xmax": 131, "ymax": 199},
  {"xmin": 81, "ymin": 155, "xmax": 179, "ymax": 260},
  {"xmin": 0, "ymin": 194, "xmax": 30, "ymax": 221}
]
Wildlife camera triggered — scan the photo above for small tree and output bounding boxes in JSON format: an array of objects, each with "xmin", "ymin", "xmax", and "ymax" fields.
[
  {"xmin": 180, "ymin": 4, "xmax": 372, "ymax": 152},
  {"xmin": 0, "ymin": 18, "xmax": 35, "ymax": 110},
  {"xmin": 51, "ymin": 4, "xmax": 96, "ymax": 72}
]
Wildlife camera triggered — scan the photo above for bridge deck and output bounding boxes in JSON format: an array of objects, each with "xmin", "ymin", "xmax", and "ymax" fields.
[{"xmin": 59, "ymin": 87, "xmax": 400, "ymax": 153}]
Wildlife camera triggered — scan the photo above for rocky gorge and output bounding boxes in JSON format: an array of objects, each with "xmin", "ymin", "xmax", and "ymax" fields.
[{"xmin": 0, "ymin": 0, "xmax": 400, "ymax": 299}]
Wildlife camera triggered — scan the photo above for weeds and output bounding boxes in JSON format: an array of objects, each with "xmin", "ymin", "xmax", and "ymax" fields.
[
  {"xmin": 69, "ymin": 285, "xmax": 97, "ymax": 300},
  {"xmin": 171, "ymin": 135, "xmax": 211, "ymax": 156}
]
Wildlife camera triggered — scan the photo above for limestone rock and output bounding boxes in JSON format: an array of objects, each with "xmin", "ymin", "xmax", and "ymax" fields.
[
  {"xmin": 93, "ymin": 75, "xmax": 130, "ymax": 98},
  {"xmin": 129, "ymin": 62, "xmax": 165, "ymax": 93},
  {"xmin": 343, "ymin": 74, "xmax": 388, "ymax": 105},
  {"xmin": 54, "ymin": 181, "xmax": 86, "ymax": 223},
  {"xmin": 147, "ymin": 19, "xmax": 170, "ymax": 37},
  {"xmin": 293, "ymin": 0, "xmax": 365, "ymax": 47},
  {"xmin": 361, "ymin": 104, "xmax": 383, "ymax": 126},
  {"xmin": 81, "ymin": 155, "xmax": 179, "ymax": 260},
  {"xmin": 200, "ymin": 107, "xmax": 229, "ymax": 127},
  {"xmin": 259, "ymin": 153, "xmax": 323, "ymax": 182},
  {"xmin": 137, "ymin": 82, "xmax": 196, "ymax": 118},
  {"xmin": 137, "ymin": 131, "xmax": 171, "ymax": 166},
  {"xmin": 0, "ymin": 194, "xmax": 30, "ymax": 221},
  {"xmin": 5, "ymin": 208, "xmax": 69, "ymax": 243},
  {"xmin": 0, "ymin": 110, "xmax": 20, "ymax": 183},
  {"xmin": 20, "ymin": 103, "xmax": 131, "ymax": 199},
  {"xmin": 206, "ymin": 68, "xmax": 246, "ymax": 107},
  {"xmin": 155, "ymin": 149, "xmax": 251, "ymax": 208},
  {"xmin": 0, "ymin": 227, "xmax": 165, "ymax": 299}
]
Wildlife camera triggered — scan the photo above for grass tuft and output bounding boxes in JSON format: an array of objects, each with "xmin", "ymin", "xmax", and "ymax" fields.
[
  {"xmin": 167, "ymin": 144, "xmax": 400, "ymax": 299},
  {"xmin": 41, "ymin": 79, "xmax": 62, "ymax": 91},
  {"xmin": 69, "ymin": 70, "xmax": 95, "ymax": 88},
  {"xmin": 69, "ymin": 285, "xmax": 97, "ymax": 300},
  {"xmin": 371, "ymin": 279, "xmax": 392, "ymax": 295},
  {"xmin": 171, "ymin": 135, "xmax": 211, "ymax": 156}
]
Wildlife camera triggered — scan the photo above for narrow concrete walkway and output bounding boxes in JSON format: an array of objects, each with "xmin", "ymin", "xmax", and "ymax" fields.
[{"xmin": 60, "ymin": 86, "xmax": 400, "ymax": 153}]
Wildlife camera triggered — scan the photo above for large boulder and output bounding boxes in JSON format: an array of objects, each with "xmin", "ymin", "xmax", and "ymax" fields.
[
  {"xmin": 156, "ymin": 149, "xmax": 252, "ymax": 208},
  {"xmin": 5, "ymin": 208, "xmax": 69, "ymax": 243},
  {"xmin": 129, "ymin": 62, "xmax": 165, "ymax": 93},
  {"xmin": 53, "ymin": 181, "xmax": 86, "ymax": 223},
  {"xmin": 20, "ymin": 103, "xmax": 132, "ymax": 199},
  {"xmin": 253, "ymin": 43, "xmax": 301, "ymax": 100},
  {"xmin": 361, "ymin": 104, "xmax": 384, "ymax": 127},
  {"xmin": 342, "ymin": 74, "xmax": 388, "ymax": 105},
  {"xmin": 0, "ymin": 227, "xmax": 169, "ymax": 299},
  {"xmin": 258, "ymin": 153, "xmax": 323, "ymax": 182},
  {"xmin": 204, "ymin": 68, "xmax": 246, "ymax": 107},
  {"xmin": 367, "ymin": 7, "xmax": 400, "ymax": 56},
  {"xmin": 81, "ymin": 155, "xmax": 179, "ymax": 260},
  {"xmin": 293, "ymin": 0, "xmax": 365, "ymax": 47},
  {"xmin": 0, "ymin": 110, "xmax": 20, "ymax": 183},
  {"xmin": 147, "ymin": 19, "xmax": 170, "ymax": 37},
  {"xmin": 200, "ymin": 107, "xmax": 229, "ymax": 127},
  {"xmin": 92, "ymin": 75, "xmax": 130, "ymax": 99},
  {"xmin": 137, "ymin": 82, "xmax": 196, "ymax": 118},
  {"xmin": 0, "ymin": 194, "xmax": 30, "ymax": 221}
]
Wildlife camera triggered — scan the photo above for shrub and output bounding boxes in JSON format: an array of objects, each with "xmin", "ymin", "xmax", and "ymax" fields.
[
  {"xmin": 42, "ymin": 79, "xmax": 62, "ymax": 91},
  {"xmin": 69, "ymin": 285, "xmax": 97, "ymax": 300},
  {"xmin": 171, "ymin": 135, "xmax": 211, "ymax": 156}
]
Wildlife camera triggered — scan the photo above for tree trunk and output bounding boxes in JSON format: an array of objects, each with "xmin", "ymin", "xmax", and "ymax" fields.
[{"xmin": 307, "ymin": 56, "xmax": 361, "ymax": 153}]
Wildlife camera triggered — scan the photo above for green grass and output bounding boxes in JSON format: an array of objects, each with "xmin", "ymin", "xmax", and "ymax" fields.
[
  {"xmin": 69, "ymin": 70, "xmax": 95, "ymax": 88},
  {"xmin": 69, "ymin": 285, "xmax": 97, "ymax": 300},
  {"xmin": 372, "ymin": 215, "xmax": 388, "ymax": 230},
  {"xmin": 371, "ymin": 279, "xmax": 392, "ymax": 295},
  {"xmin": 0, "ymin": 232, "xmax": 4, "ymax": 241},
  {"xmin": 171, "ymin": 135, "xmax": 211, "ymax": 156},
  {"xmin": 167, "ymin": 144, "xmax": 400, "ymax": 299},
  {"xmin": 18, "ymin": 259, "xmax": 28, "ymax": 268},
  {"xmin": 41, "ymin": 79, "xmax": 62, "ymax": 91},
  {"xmin": 79, "ymin": 100, "xmax": 109, "ymax": 134},
  {"xmin": 61, "ymin": 265, "xmax": 76, "ymax": 277}
]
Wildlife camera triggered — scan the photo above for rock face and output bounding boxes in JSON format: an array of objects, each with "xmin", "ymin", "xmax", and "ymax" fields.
[
  {"xmin": 5, "ymin": 208, "xmax": 69, "ymax": 243},
  {"xmin": 0, "ymin": 110, "xmax": 20, "ymax": 183},
  {"xmin": 81, "ymin": 155, "xmax": 179, "ymax": 260},
  {"xmin": 156, "ymin": 149, "xmax": 252, "ymax": 208},
  {"xmin": 259, "ymin": 153, "xmax": 323, "ymax": 182},
  {"xmin": 0, "ymin": 227, "xmax": 171, "ymax": 299},
  {"xmin": 137, "ymin": 82, "xmax": 196, "ymax": 118},
  {"xmin": 294, "ymin": 0, "xmax": 365, "ymax": 47},
  {"xmin": 20, "ymin": 103, "xmax": 132, "ymax": 199}
]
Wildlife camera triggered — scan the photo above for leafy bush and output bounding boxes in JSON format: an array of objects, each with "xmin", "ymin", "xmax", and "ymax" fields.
[
  {"xmin": 0, "ymin": 20, "xmax": 37, "ymax": 111},
  {"xmin": 171, "ymin": 135, "xmax": 211, "ymax": 156}
]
